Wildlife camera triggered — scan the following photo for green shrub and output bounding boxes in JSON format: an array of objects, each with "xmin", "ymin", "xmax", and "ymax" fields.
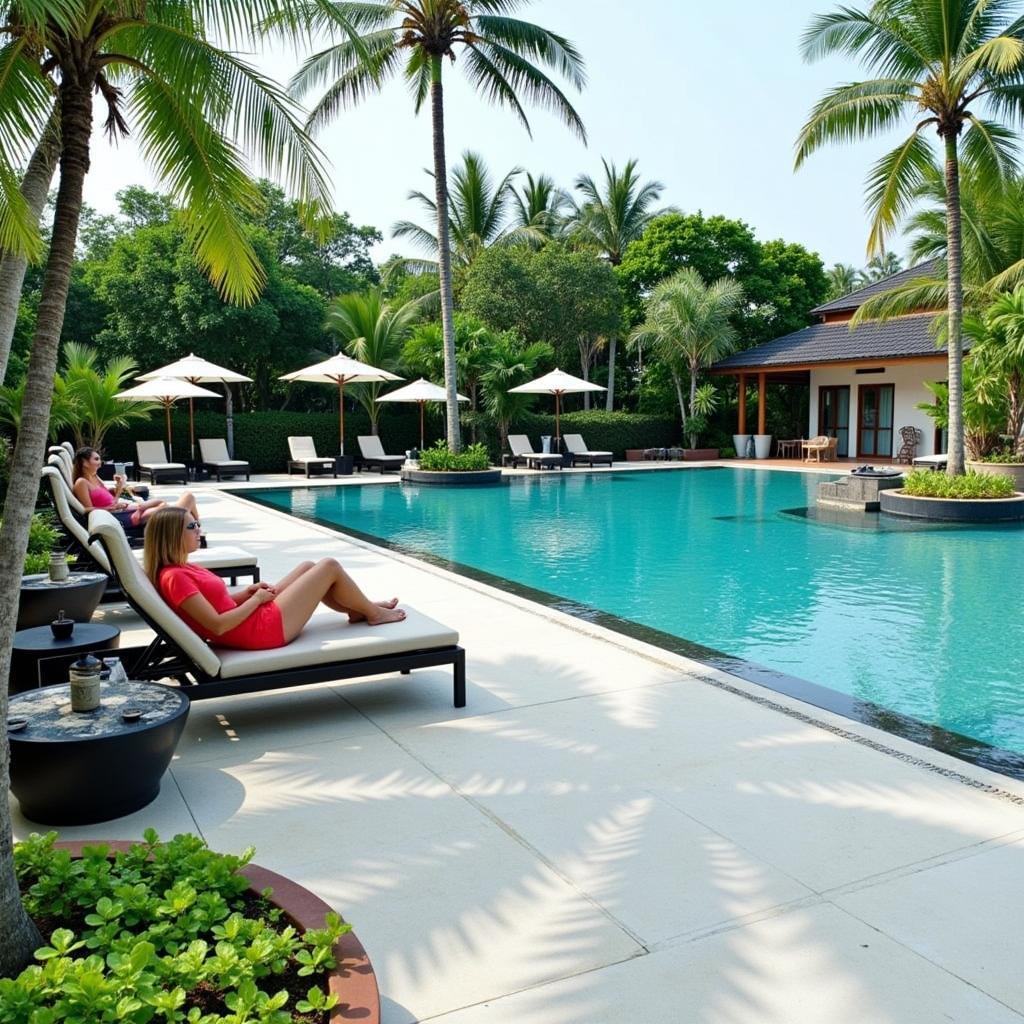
[
  {"xmin": 978, "ymin": 446, "xmax": 1024, "ymax": 464},
  {"xmin": 5, "ymin": 830, "xmax": 349, "ymax": 1023},
  {"xmin": 19, "ymin": 512, "xmax": 63, "ymax": 574},
  {"xmin": 419, "ymin": 441, "xmax": 491, "ymax": 471},
  {"xmin": 509, "ymin": 411, "xmax": 678, "ymax": 458},
  {"xmin": 902, "ymin": 470, "xmax": 1016, "ymax": 499}
]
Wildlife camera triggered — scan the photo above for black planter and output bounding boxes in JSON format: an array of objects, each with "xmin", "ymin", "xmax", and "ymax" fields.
[
  {"xmin": 18, "ymin": 571, "xmax": 109, "ymax": 630},
  {"xmin": 400, "ymin": 468, "xmax": 504, "ymax": 486}
]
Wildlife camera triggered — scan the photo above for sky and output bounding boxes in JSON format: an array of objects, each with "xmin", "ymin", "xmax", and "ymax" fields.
[{"xmin": 80, "ymin": 0, "xmax": 916, "ymax": 270}]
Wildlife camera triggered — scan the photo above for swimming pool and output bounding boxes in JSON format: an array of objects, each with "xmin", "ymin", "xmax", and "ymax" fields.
[{"xmin": 241, "ymin": 468, "xmax": 1024, "ymax": 775}]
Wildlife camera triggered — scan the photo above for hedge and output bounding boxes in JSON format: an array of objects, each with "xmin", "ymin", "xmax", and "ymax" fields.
[{"xmin": 509, "ymin": 411, "xmax": 680, "ymax": 458}]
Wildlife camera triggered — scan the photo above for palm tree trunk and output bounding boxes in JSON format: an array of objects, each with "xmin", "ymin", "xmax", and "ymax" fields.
[
  {"xmin": 0, "ymin": 79, "xmax": 93, "ymax": 978},
  {"xmin": 579, "ymin": 344, "xmax": 591, "ymax": 411},
  {"xmin": 672, "ymin": 370, "xmax": 687, "ymax": 436},
  {"xmin": 604, "ymin": 334, "xmax": 617, "ymax": 411},
  {"xmin": 0, "ymin": 109, "xmax": 61, "ymax": 384},
  {"xmin": 430, "ymin": 56, "xmax": 461, "ymax": 452},
  {"xmin": 944, "ymin": 133, "xmax": 965, "ymax": 476}
]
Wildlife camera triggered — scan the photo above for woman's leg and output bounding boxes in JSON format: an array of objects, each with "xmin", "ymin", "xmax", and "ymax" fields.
[
  {"xmin": 275, "ymin": 558, "xmax": 403, "ymax": 640},
  {"xmin": 173, "ymin": 491, "xmax": 199, "ymax": 519},
  {"xmin": 273, "ymin": 561, "xmax": 316, "ymax": 592},
  {"xmin": 275, "ymin": 560, "xmax": 398, "ymax": 618}
]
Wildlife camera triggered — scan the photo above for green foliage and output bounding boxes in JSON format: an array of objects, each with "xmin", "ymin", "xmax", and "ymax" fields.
[
  {"xmin": 480, "ymin": 335, "xmax": 554, "ymax": 447},
  {"xmin": 5, "ymin": 831, "xmax": 350, "ymax": 1024},
  {"xmin": 918, "ymin": 360, "xmax": 1009, "ymax": 459},
  {"xmin": 901, "ymin": 470, "xmax": 1015, "ymax": 499},
  {"xmin": 418, "ymin": 440, "xmax": 491, "ymax": 471},
  {"xmin": 979, "ymin": 447, "xmax": 1024, "ymax": 464},
  {"xmin": 22, "ymin": 512, "xmax": 62, "ymax": 575},
  {"xmin": 510, "ymin": 411, "xmax": 678, "ymax": 458}
]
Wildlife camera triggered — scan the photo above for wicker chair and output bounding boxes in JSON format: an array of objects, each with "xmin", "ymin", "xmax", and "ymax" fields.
[{"xmin": 895, "ymin": 426, "xmax": 920, "ymax": 464}]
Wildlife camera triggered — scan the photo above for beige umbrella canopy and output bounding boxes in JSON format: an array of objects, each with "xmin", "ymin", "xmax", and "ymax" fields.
[
  {"xmin": 139, "ymin": 353, "xmax": 252, "ymax": 461},
  {"xmin": 280, "ymin": 354, "xmax": 402, "ymax": 456},
  {"xmin": 508, "ymin": 368, "xmax": 607, "ymax": 446},
  {"xmin": 376, "ymin": 378, "xmax": 469, "ymax": 451},
  {"xmin": 115, "ymin": 377, "xmax": 221, "ymax": 460}
]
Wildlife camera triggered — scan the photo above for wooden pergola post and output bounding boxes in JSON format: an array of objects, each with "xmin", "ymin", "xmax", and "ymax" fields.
[
  {"xmin": 738, "ymin": 373, "xmax": 747, "ymax": 433},
  {"xmin": 757, "ymin": 372, "xmax": 767, "ymax": 435}
]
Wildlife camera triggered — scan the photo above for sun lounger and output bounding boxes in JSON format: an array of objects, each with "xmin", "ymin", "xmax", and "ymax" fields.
[
  {"xmin": 287, "ymin": 436, "xmax": 337, "ymax": 478},
  {"xmin": 42, "ymin": 466, "xmax": 259, "ymax": 584},
  {"xmin": 508, "ymin": 434, "xmax": 564, "ymax": 470},
  {"xmin": 199, "ymin": 438, "xmax": 250, "ymax": 481},
  {"xmin": 912, "ymin": 453, "xmax": 948, "ymax": 471},
  {"xmin": 357, "ymin": 435, "xmax": 406, "ymax": 473},
  {"xmin": 47, "ymin": 445, "xmax": 73, "ymax": 487},
  {"xmin": 563, "ymin": 433, "xmax": 613, "ymax": 468},
  {"xmin": 88, "ymin": 509, "xmax": 466, "ymax": 705},
  {"xmin": 136, "ymin": 441, "xmax": 188, "ymax": 484}
]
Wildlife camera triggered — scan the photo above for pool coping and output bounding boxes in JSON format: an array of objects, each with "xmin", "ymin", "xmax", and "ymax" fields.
[{"xmin": 225, "ymin": 484, "xmax": 1024, "ymax": 792}]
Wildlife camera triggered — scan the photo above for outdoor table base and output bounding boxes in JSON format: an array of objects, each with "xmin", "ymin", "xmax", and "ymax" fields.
[
  {"xmin": 8, "ymin": 680, "xmax": 189, "ymax": 825},
  {"xmin": 10, "ymin": 622, "xmax": 121, "ymax": 693}
]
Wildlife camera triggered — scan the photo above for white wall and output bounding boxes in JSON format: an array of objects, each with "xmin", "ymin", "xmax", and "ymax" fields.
[{"xmin": 809, "ymin": 360, "xmax": 947, "ymax": 458}]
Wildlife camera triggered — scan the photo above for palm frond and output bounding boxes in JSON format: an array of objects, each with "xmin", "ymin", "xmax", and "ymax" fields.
[
  {"xmin": 864, "ymin": 131, "xmax": 935, "ymax": 254},
  {"xmin": 473, "ymin": 15, "xmax": 586, "ymax": 90},
  {"xmin": 391, "ymin": 219, "xmax": 438, "ymax": 252}
]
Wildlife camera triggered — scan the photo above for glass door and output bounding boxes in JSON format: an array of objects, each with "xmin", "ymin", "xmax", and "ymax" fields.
[
  {"xmin": 857, "ymin": 384, "xmax": 894, "ymax": 457},
  {"xmin": 818, "ymin": 386, "xmax": 850, "ymax": 456}
]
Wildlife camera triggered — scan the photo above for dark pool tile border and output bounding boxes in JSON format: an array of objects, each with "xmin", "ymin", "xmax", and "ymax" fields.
[{"xmin": 230, "ymin": 489, "xmax": 1024, "ymax": 786}]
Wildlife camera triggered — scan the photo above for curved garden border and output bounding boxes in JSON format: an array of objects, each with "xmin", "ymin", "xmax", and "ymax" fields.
[
  {"xmin": 401, "ymin": 468, "xmax": 503, "ymax": 486},
  {"xmin": 966, "ymin": 460, "xmax": 1024, "ymax": 490},
  {"xmin": 879, "ymin": 488, "xmax": 1024, "ymax": 522},
  {"xmin": 54, "ymin": 840, "xmax": 380, "ymax": 1023}
]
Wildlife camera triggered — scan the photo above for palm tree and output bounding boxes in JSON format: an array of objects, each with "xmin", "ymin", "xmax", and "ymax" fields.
[
  {"xmin": 325, "ymin": 288, "xmax": 421, "ymax": 432},
  {"xmin": 0, "ymin": 0, "xmax": 330, "ymax": 977},
  {"xmin": 393, "ymin": 151, "xmax": 521, "ymax": 268},
  {"xmin": 283, "ymin": 0, "xmax": 587, "ymax": 451},
  {"xmin": 570, "ymin": 158, "xmax": 670, "ymax": 410},
  {"xmin": 481, "ymin": 336, "xmax": 553, "ymax": 449},
  {"xmin": 510, "ymin": 172, "xmax": 571, "ymax": 246},
  {"xmin": 796, "ymin": 0, "xmax": 1024, "ymax": 475},
  {"xmin": 826, "ymin": 262, "xmax": 861, "ymax": 298},
  {"xmin": 629, "ymin": 268, "xmax": 744, "ymax": 441},
  {"xmin": 858, "ymin": 251, "xmax": 904, "ymax": 284}
]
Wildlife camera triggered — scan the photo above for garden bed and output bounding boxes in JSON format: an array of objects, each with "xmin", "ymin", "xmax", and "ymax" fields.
[
  {"xmin": 401, "ymin": 468, "xmax": 503, "ymax": 486},
  {"xmin": 880, "ymin": 489, "xmax": 1024, "ymax": 522}
]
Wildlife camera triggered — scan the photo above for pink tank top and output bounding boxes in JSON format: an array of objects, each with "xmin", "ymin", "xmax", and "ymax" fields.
[{"xmin": 88, "ymin": 485, "xmax": 115, "ymax": 509}]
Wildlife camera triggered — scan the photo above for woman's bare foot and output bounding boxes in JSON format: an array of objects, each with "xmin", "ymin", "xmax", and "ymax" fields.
[
  {"xmin": 347, "ymin": 598, "xmax": 401, "ymax": 624},
  {"xmin": 365, "ymin": 604, "xmax": 405, "ymax": 626}
]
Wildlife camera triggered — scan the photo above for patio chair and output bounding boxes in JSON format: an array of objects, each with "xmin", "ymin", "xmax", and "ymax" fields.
[
  {"xmin": 136, "ymin": 441, "xmax": 188, "ymax": 484},
  {"xmin": 563, "ymin": 434, "xmax": 613, "ymax": 468},
  {"xmin": 199, "ymin": 438, "xmax": 250, "ymax": 481},
  {"xmin": 88, "ymin": 509, "xmax": 466, "ymax": 706},
  {"xmin": 895, "ymin": 426, "xmax": 920, "ymax": 464},
  {"xmin": 802, "ymin": 435, "xmax": 831, "ymax": 463},
  {"xmin": 42, "ymin": 466, "xmax": 258, "ymax": 583},
  {"xmin": 47, "ymin": 445, "xmax": 73, "ymax": 487},
  {"xmin": 287, "ymin": 436, "xmax": 337, "ymax": 478},
  {"xmin": 507, "ymin": 434, "xmax": 564, "ymax": 470},
  {"xmin": 357, "ymin": 435, "xmax": 406, "ymax": 473}
]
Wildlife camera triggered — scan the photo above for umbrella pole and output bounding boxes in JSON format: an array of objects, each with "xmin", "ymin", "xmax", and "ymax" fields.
[
  {"xmin": 164, "ymin": 401, "xmax": 173, "ymax": 460},
  {"xmin": 555, "ymin": 392, "xmax": 561, "ymax": 452},
  {"xmin": 338, "ymin": 379, "xmax": 345, "ymax": 457},
  {"xmin": 188, "ymin": 395, "xmax": 196, "ymax": 465},
  {"xmin": 420, "ymin": 401, "xmax": 425, "ymax": 452}
]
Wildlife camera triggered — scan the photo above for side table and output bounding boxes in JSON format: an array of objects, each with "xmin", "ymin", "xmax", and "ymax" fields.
[
  {"xmin": 8, "ymin": 680, "xmax": 190, "ymax": 825},
  {"xmin": 10, "ymin": 622, "xmax": 121, "ymax": 693},
  {"xmin": 17, "ymin": 571, "xmax": 110, "ymax": 630}
]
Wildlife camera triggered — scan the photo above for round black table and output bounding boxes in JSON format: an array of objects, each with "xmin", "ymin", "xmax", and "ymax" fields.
[
  {"xmin": 17, "ymin": 571, "xmax": 110, "ymax": 630},
  {"xmin": 10, "ymin": 622, "xmax": 121, "ymax": 694},
  {"xmin": 8, "ymin": 681, "xmax": 190, "ymax": 825}
]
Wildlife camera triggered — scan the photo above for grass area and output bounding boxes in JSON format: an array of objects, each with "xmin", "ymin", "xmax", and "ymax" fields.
[{"xmin": 902, "ymin": 470, "xmax": 1017, "ymax": 499}]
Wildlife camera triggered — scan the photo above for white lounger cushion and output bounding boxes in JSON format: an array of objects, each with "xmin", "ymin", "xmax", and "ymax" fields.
[
  {"xmin": 357, "ymin": 435, "xmax": 403, "ymax": 460},
  {"xmin": 217, "ymin": 606, "xmax": 459, "ymax": 679},
  {"xmin": 563, "ymin": 434, "xmax": 612, "ymax": 457},
  {"xmin": 142, "ymin": 462, "xmax": 187, "ymax": 471},
  {"xmin": 136, "ymin": 441, "xmax": 185, "ymax": 468},
  {"xmin": 199, "ymin": 439, "xmax": 248, "ymax": 467},
  {"xmin": 288, "ymin": 436, "xmax": 333, "ymax": 464}
]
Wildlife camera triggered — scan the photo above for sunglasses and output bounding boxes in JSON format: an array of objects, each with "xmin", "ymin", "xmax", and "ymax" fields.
[{"xmin": 185, "ymin": 520, "xmax": 202, "ymax": 531}]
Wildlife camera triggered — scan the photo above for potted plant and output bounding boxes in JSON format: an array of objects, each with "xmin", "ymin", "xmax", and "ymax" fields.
[
  {"xmin": 5, "ymin": 830, "xmax": 379, "ymax": 1022},
  {"xmin": 403, "ymin": 440, "xmax": 502, "ymax": 485}
]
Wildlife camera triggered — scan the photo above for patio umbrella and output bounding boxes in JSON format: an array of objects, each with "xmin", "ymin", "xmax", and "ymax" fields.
[
  {"xmin": 508, "ymin": 368, "xmax": 607, "ymax": 448},
  {"xmin": 139, "ymin": 353, "xmax": 251, "ymax": 461},
  {"xmin": 376, "ymin": 378, "xmax": 469, "ymax": 451},
  {"xmin": 280, "ymin": 354, "xmax": 402, "ymax": 456},
  {"xmin": 115, "ymin": 377, "xmax": 221, "ymax": 460}
]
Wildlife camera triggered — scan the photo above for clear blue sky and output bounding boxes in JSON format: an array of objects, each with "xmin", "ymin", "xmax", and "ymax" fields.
[{"xmin": 82, "ymin": 0, "xmax": 916, "ymax": 269}]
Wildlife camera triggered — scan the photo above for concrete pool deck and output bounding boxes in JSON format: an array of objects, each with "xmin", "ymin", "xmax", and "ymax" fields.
[{"xmin": 12, "ymin": 468, "xmax": 1024, "ymax": 1023}]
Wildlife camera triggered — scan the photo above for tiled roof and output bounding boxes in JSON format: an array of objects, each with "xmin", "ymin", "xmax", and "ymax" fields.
[
  {"xmin": 712, "ymin": 314, "xmax": 947, "ymax": 371},
  {"xmin": 810, "ymin": 258, "xmax": 943, "ymax": 314}
]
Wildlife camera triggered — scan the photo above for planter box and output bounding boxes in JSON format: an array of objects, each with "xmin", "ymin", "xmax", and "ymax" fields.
[
  {"xmin": 401, "ymin": 468, "xmax": 503, "ymax": 486},
  {"xmin": 967, "ymin": 460, "xmax": 1024, "ymax": 490},
  {"xmin": 55, "ymin": 840, "xmax": 380, "ymax": 1024},
  {"xmin": 625, "ymin": 449, "xmax": 645, "ymax": 462},
  {"xmin": 880, "ymin": 488, "xmax": 1024, "ymax": 522},
  {"xmin": 682, "ymin": 448, "xmax": 719, "ymax": 461}
]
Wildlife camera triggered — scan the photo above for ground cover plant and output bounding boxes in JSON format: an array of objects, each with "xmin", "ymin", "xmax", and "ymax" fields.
[
  {"xmin": 418, "ymin": 440, "xmax": 490, "ymax": 471},
  {"xmin": 2, "ymin": 831, "xmax": 349, "ymax": 1023},
  {"xmin": 901, "ymin": 470, "xmax": 1016, "ymax": 499}
]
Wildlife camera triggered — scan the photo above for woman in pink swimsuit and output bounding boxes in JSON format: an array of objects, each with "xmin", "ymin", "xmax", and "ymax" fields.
[
  {"xmin": 72, "ymin": 447, "xmax": 199, "ymax": 527},
  {"xmin": 145, "ymin": 507, "xmax": 404, "ymax": 649}
]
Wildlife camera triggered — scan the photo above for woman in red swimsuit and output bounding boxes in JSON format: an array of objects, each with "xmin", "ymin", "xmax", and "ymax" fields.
[{"xmin": 144, "ymin": 507, "xmax": 404, "ymax": 650}]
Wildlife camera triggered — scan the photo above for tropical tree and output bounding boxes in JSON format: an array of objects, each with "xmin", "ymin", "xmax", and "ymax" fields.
[
  {"xmin": 393, "ymin": 151, "xmax": 521, "ymax": 268},
  {"xmin": 283, "ymin": 0, "xmax": 587, "ymax": 451},
  {"xmin": 510, "ymin": 172, "xmax": 571, "ymax": 245},
  {"xmin": 481, "ymin": 335, "xmax": 553, "ymax": 449},
  {"xmin": 326, "ymin": 288, "xmax": 422, "ymax": 432},
  {"xmin": 977, "ymin": 286, "xmax": 1024, "ymax": 448},
  {"xmin": 629, "ymin": 268, "xmax": 744, "ymax": 443},
  {"xmin": 796, "ymin": 0, "xmax": 1024, "ymax": 475},
  {"xmin": 570, "ymin": 158, "xmax": 669, "ymax": 410},
  {"xmin": 0, "ymin": 0, "xmax": 330, "ymax": 977},
  {"xmin": 826, "ymin": 262, "xmax": 860, "ymax": 298}
]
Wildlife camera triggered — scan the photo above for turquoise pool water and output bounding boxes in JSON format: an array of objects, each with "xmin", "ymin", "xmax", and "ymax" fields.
[{"xmin": 245, "ymin": 469, "xmax": 1024, "ymax": 762}]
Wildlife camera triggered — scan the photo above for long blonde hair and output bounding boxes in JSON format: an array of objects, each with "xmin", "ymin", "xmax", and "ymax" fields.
[{"xmin": 143, "ymin": 506, "xmax": 190, "ymax": 583}]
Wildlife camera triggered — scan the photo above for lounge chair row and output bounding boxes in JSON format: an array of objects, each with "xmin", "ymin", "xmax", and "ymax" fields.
[{"xmin": 508, "ymin": 434, "xmax": 613, "ymax": 470}]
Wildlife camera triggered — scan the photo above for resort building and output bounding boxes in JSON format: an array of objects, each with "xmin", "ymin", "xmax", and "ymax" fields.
[{"xmin": 712, "ymin": 260, "xmax": 949, "ymax": 459}]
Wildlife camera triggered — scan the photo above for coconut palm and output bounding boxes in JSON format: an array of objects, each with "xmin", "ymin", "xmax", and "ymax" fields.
[
  {"xmin": 0, "ymin": 0, "xmax": 330, "ymax": 976},
  {"xmin": 570, "ymin": 158, "xmax": 670, "ymax": 410},
  {"xmin": 858, "ymin": 251, "xmax": 904, "ymax": 284},
  {"xmin": 826, "ymin": 262, "xmax": 861, "ymax": 298},
  {"xmin": 282, "ymin": 0, "xmax": 587, "ymax": 451},
  {"xmin": 510, "ymin": 172, "xmax": 571, "ymax": 245},
  {"xmin": 393, "ymin": 151, "xmax": 521, "ymax": 268},
  {"xmin": 796, "ymin": 0, "xmax": 1024, "ymax": 475},
  {"xmin": 629, "ymin": 268, "xmax": 744, "ymax": 442},
  {"xmin": 978, "ymin": 286, "xmax": 1024, "ymax": 448},
  {"xmin": 481, "ymin": 336, "xmax": 553, "ymax": 449}
]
